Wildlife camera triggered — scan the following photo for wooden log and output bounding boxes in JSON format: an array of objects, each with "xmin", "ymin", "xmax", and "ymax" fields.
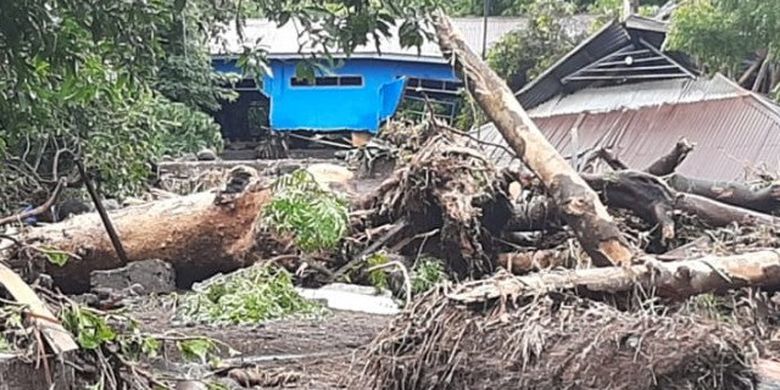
[
  {"xmin": 644, "ymin": 139, "xmax": 694, "ymax": 176},
  {"xmin": 498, "ymin": 249, "xmax": 573, "ymax": 274},
  {"xmin": 433, "ymin": 12, "xmax": 633, "ymax": 267},
  {"xmin": 451, "ymin": 250, "xmax": 780, "ymax": 303},
  {"xmin": 584, "ymin": 170, "xmax": 780, "ymax": 229},
  {"xmin": 20, "ymin": 180, "xmax": 278, "ymax": 293},
  {"xmin": 583, "ymin": 171, "xmax": 676, "ymax": 240},
  {"xmin": 667, "ymin": 174, "xmax": 780, "ymax": 214}
]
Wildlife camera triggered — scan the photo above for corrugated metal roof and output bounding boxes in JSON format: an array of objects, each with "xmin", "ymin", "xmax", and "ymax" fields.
[
  {"xmin": 210, "ymin": 16, "xmax": 593, "ymax": 62},
  {"xmin": 515, "ymin": 20, "xmax": 633, "ymax": 108},
  {"xmin": 531, "ymin": 74, "xmax": 744, "ymax": 117},
  {"xmin": 472, "ymin": 84, "xmax": 780, "ymax": 181},
  {"xmin": 515, "ymin": 15, "xmax": 688, "ymax": 109}
]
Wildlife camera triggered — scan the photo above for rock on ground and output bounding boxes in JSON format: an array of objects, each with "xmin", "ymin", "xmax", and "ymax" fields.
[
  {"xmin": 197, "ymin": 149, "xmax": 218, "ymax": 161},
  {"xmin": 90, "ymin": 259, "xmax": 176, "ymax": 294}
]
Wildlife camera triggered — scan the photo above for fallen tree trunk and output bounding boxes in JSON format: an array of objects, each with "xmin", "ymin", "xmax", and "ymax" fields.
[
  {"xmin": 667, "ymin": 174, "xmax": 780, "ymax": 214},
  {"xmin": 17, "ymin": 178, "xmax": 283, "ymax": 293},
  {"xmin": 583, "ymin": 170, "xmax": 780, "ymax": 230},
  {"xmin": 597, "ymin": 140, "xmax": 780, "ymax": 215},
  {"xmin": 433, "ymin": 12, "xmax": 633, "ymax": 267},
  {"xmin": 451, "ymin": 249, "xmax": 780, "ymax": 303}
]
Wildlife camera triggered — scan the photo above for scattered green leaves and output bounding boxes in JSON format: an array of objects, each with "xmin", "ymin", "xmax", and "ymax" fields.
[
  {"xmin": 175, "ymin": 264, "xmax": 325, "ymax": 325},
  {"xmin": 177, "ymin": 338, "xmax": 218, "ymax": 364},
  {"xmin": 40, "ymin": 248, "xmax": 69, "ymax": 267},
  {"xmin": 366, "ymin": 252, "xmax": 390, "ymax": 290},
  {"xmin": 411, "ymin": 257, "xmax": 447, "ymax": 295},
  {"xmin": 61, "ymin": 305, "xmax": 117, "ymax": 350},
  {"xmin": 264, "ymin": 170, "xmax": 349, "ymax": 253}
]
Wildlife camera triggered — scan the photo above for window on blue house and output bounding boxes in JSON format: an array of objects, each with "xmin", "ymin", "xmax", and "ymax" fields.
[{"xmin": 290, "ymin": 75, "xmax": 363, "ymax": 87}]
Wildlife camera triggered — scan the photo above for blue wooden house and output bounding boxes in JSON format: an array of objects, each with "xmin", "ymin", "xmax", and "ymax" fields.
[{"xmin": 209, "ymin": 18, "xmax": 541, "ymax": 141}]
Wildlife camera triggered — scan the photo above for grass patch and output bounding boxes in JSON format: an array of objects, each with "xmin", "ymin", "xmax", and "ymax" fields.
[{"xmin": 175, "ymin": 265, "xmax": 325, "ymax": 325}]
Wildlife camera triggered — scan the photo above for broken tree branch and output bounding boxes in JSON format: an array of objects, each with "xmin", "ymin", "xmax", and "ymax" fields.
[
  {"xmin": 451, "ymin": 249, "xmax": 780, "ymax": 303},
  {"xmin": 0, "ymin": 178, "xmax": 66, "ymax": 226},
  {"xmin": 644, "ymin": 139, "xmax": 694, "ymax": 176},
  {"xmin": 667, "ymin": 174, "xmax": 780, "ymax": 214},
  {"xmin": 433, "ymin": 11, "xmax": 633, "ymax": 266}
]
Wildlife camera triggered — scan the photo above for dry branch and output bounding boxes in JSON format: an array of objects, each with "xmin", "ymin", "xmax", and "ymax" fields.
[
  {"xmin": 433, "ymin": 12, "xmax": 633, "ymax": 267},
  {"xmin": 450, "ymin": 249, "xmax": 780, "ymax": 303},
  {"xmin": 644, "ymin": 139, "xmax": 694, "ymax": 176},
  {"xmin": 0, "ymin": 178, "xmax": 66, "ymax": 226}
]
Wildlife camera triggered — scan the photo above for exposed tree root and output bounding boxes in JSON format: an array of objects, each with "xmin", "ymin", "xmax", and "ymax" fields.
[{"xmin": 361, "ymin": 292, "xmax": 756, "ymax": 390}]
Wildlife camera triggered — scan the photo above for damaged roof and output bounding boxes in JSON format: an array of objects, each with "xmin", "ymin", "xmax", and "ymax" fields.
[
  {"xmin": 515, "ymin": 15, "xmax": 696, "ymax": 109},
  {"xmin": 473, "ymin": 74, "xmax": 780, "ymax": 181},
  {"xmin": 210, "ymin": 16, "xmax": 594, "ymax": 62}
]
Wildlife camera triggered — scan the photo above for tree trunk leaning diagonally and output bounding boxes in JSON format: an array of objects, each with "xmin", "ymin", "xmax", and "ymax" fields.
[{"xmin": 432, "ymin": 11, "xmax": 634, "ymax": 266}]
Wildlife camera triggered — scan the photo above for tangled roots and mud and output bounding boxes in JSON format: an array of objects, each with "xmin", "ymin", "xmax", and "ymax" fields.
[
  {"xmin": 363, "ymin": 132, "xmax": 513, "ymax": 279},
  {"xmin": 361, "ymin": 289, "xmax": 757, "ymax": 390}
]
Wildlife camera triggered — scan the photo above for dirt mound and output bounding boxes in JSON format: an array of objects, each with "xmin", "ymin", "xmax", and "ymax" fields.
[{"xmin": 361, "ymin": 290, "xmax": 758, "ymax": 390}]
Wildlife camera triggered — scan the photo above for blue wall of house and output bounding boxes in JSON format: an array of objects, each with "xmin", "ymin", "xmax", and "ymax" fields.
[{"xmin": 212, "ymin": 57, "xmax": 457, "ymax": 133}]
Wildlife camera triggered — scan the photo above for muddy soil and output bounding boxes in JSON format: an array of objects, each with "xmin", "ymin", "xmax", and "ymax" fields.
[{"xmin": 131, "ymin": 300, "xmax": 389, "ymax": 389}]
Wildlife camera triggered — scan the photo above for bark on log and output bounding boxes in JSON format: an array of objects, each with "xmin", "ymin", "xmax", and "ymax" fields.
[
  {"xmin": 20, "ymin": 182, "xmax": 280, "ymax": 293},
  {"xmin": 451, "ymin": 250, "xmax": 780, "ymax": 303},
  {"xmin": 583, "ymin": 170, "xmax": 780, "ymax": 229},
  {"xmin": 433, "ymin": 12, "xmax": 633, "ymax": 267},
  {"xmin": 667, "ymin": 174, "xmax": 780, "ymax": 214},
  {"xmin": 583, "ymin": 171, "xmax": 676, "ymax": 240}
]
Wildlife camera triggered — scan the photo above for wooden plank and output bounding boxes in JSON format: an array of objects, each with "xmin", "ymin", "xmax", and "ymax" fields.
[{"xmin": 0, "ymin": 264, "xmax": 79, "ymax": 355}]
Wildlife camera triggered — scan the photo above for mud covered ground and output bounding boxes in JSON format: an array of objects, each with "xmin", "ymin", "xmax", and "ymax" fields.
[{"xmin": 130, "ymin": 298, "xmax": 390, "ymax": 389}]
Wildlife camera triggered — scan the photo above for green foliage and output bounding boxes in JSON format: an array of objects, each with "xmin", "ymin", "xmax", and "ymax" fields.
[
  {"xmin": 487, "ymin": 0, "xmax": 580, "ymax": 84},
  {"xmin": 177, "ymin": 338, "xmax": 219, "ymax": 364},
  {"xmin": 456, "ymin": 0, "xmax": 582, "ymax": 129},
  {"xmin": 41, "ymin": 248, "xmax": 70, "ymax": 267},
  {"xmin": 0, "ymin": 337, "xmax": 10, "ymax": 353},
  {"xmin": 411, "ymin": 257, "xmax": 447, "ymax": 294},
  {"xmin": 668, "ymin": 0, "xmax": 780, "ymax": 77},
  {"xmin": 587, "ymin": 0, "xmax": 664, "ymax": 29},
  {"xmin": 61, "ymin": 306, "xmax": 117, "ymax": 350},
  {"xmin": 0, "ymin": 0, "xmax": 230, "ymax": 212},
  {"xmin": 264, "ymin": 170, "xmax": 349, "ymax": 253},
  {"xmin": 176, "ymin": 265, "xmax": 325, "ymax": 325},
  {"xmin": 366, "ymin": 252, "xmax": 391, "ymax": 290}
]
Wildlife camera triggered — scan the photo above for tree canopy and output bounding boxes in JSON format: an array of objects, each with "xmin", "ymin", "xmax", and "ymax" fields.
[{"xmin": 668, "ymin": 0, "xmax": 780, "ymax": 94}]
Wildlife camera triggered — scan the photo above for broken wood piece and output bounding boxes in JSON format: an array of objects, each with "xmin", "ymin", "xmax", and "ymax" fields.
[
  {"xmin": 433, "ymin": 12, "xmax": 633, "ymax": 267},
  {"xmin": 667, "ymin": 174, "xmax": 780, "ymax": 214},
  {"xmin": 644, "ymin": 138, "xmax": 694, "ymax": 176},
  {"xmin": 498, "ymin": 249, "xmax": 574, "ymax": 274},
  {"xmin": 0, "ymin": 263, "xmax": 78, "ymax": 354},
  {"xmin": 450, "ymin": 249, "xmax": 780, "ymax": 303},
  {"xmin": 76, "ymin": 159, "xmax": 129, "ymax": 264},
  {"xmin": 583, "ymin": 170, "xmax": 780, "ymax": 229},
  {"xmin": 583, "ymin": 171, "xmax": 676, "ymax": 241}
]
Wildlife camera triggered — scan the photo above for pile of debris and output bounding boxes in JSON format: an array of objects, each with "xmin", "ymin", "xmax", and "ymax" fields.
[{"xmin": 3, "ymin": 12, "xmax": 780, "ymax": 390}]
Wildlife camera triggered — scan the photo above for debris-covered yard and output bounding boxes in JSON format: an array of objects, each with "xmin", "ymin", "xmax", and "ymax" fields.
[{"xmin": 5, "ymin": 8, "xmax": 780, "ymax": 390}]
